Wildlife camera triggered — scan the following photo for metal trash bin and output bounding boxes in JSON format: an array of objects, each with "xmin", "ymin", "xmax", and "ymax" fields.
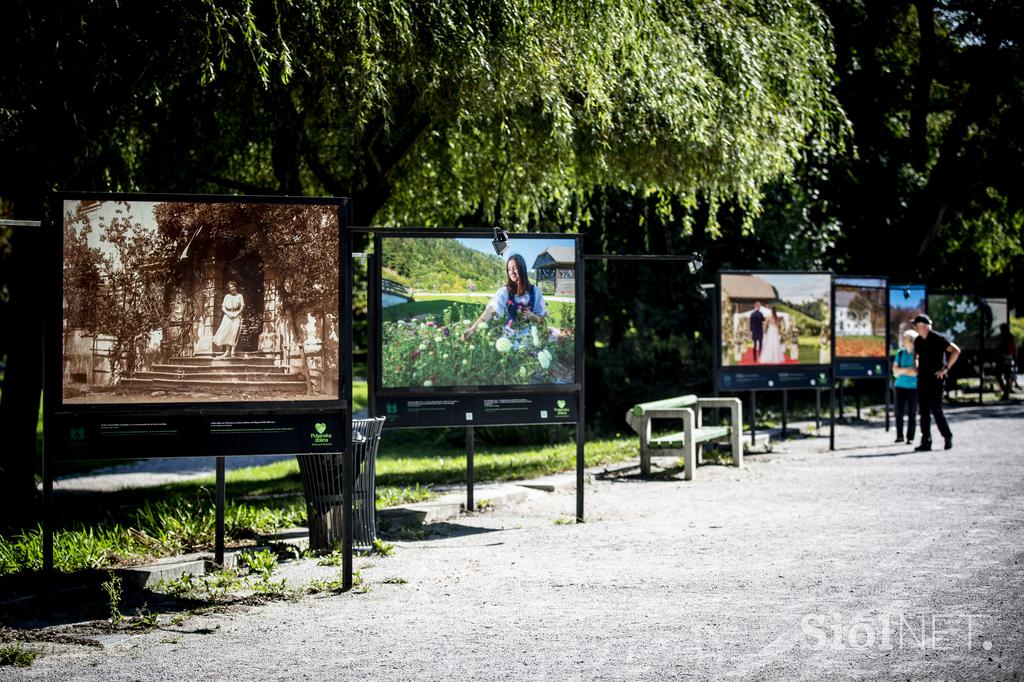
[{"xmin": 297, "ymin": 417, "xmax": 386, "ymax": 553}]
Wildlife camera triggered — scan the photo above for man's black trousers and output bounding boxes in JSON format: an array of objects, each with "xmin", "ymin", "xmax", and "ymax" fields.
[{"xmin": 918, "ymin": 379, "xmax": 952, "ymax": 443}]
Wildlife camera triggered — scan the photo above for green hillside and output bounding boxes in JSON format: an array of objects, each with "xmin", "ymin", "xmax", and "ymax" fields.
[
  {"xmin": 382, "ymin": 237, "xmax": 506, "ymax": 293},
  {"xmin": 775, "ymin": 302, "xmax": 827, "ymax": 336}
]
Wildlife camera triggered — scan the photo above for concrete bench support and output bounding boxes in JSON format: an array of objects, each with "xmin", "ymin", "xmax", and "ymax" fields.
[{"xmin": 625, "ymin": 396, "xmax": 743, "ymax": 480}]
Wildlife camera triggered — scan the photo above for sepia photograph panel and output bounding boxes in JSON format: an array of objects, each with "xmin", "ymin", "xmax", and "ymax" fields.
[{"xmin": 62, "ymin": 198, "xmax": 341, "ymax": 405}]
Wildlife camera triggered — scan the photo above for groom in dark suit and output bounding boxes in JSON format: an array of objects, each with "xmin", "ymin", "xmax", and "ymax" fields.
[{"xmin": 750, "ymin": 302, "xmax": 765, "ymax": 363}]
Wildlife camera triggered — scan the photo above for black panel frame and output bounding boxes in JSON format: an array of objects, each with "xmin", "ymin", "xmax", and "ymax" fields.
[
  {"xmin": 47, "ymin": 191, "xmax": 352, "ymax": 460},
  {"xmin": 371, "ymin": 229, "xmax": 583, "ymax": 429},
  {"xmin": 833, "ymin": 276, "xmax": 890, "ymax": 380}
]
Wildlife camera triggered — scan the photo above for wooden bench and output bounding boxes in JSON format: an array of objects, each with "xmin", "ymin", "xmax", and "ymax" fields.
[{"xmin": 624, "ymin": 395, "xmax": 743, "ymax": 480}]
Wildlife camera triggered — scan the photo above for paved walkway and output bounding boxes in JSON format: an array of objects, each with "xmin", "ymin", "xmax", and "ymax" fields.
[{"xmin": 12, "ymin": 403, "xmax": 1024, "ymax": 680}]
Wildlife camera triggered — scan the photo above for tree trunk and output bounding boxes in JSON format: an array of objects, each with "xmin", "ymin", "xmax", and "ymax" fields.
[{"xmin": 910, "ymin": 0, "xmax": 936, "ymax": 172}]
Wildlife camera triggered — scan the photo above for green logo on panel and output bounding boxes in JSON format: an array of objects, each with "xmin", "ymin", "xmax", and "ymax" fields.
[
  {"xmin": 69, "ymin": 427, "xmax": 86, "ymax": 442},
  {"xmin": 554, "ymin": 399, "xmax": 570, "ymax": 418},
  {"xmin": 311, "ymin": 422, "xmax": 333, "ymax": 447},
  {"xmin": 386, "ymin": 403, "xmax": 399, "ymax": 415}
]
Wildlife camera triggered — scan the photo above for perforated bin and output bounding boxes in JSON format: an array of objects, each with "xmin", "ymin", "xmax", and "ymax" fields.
[{"xmin": 297, "ymin": 417, "xmax": 386, "ymax": 552}]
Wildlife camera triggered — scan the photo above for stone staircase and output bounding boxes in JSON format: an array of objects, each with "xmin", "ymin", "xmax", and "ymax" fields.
[{"xmin": 120, "ymin": 355, "xmax": 307, "ymax": 395}]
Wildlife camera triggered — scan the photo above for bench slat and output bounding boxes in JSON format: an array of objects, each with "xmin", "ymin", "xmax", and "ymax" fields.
[
  {"xmin": 647, "ymin": 426, "xmax": 731, "ymax": 446},
  {"xmin": 631, "ymin": 395, "xmax": 698, "ymax": 416}
]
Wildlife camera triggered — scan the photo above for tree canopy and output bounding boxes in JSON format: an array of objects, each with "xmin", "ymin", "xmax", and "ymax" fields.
[
  {"xmin": 772, "ymin": 0, "xmax": 1024, "ymax": 286},
  {"xmin": 0, "ymin": 0, "xmax": 844, "ymax": 228}
]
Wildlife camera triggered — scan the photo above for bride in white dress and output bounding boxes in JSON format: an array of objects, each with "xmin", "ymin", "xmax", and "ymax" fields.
[{"xmin": 759, "ymin": 306, "xmax": 785, "ymax": 364}]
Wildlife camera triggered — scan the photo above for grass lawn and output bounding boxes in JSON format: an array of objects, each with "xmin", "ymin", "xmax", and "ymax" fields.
[
  {"xmin": 797, "ymin": 337, "xmax": 827, "ymax": 364},
  {"xmin": 1, "ymin": 434, "xmax": 638, "ymax": 576}
]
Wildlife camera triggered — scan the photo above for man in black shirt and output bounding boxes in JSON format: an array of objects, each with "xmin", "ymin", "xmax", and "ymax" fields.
[{"xmin": 912, "ymin": 314, "xmax": 961, "ymax": 451}]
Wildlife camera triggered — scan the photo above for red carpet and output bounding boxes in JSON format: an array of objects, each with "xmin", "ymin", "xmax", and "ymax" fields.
[{"xmin": 736, "ymin": 346, "xmax": 800, "ymax": 366}]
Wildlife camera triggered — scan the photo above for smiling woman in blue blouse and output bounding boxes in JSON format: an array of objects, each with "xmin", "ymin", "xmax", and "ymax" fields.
[{"xmin": 462, "ymin": 254, "xmax": 547, "ymax": 343}]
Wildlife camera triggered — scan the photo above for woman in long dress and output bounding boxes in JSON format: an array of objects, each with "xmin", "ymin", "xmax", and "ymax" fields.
[
  {"xmin": 212, "ymin": 281, "xmax": 245, "ymax": 357},
  {"xmin": 759, "ymin": 306, "xmax": 785, "ymax": 364}
]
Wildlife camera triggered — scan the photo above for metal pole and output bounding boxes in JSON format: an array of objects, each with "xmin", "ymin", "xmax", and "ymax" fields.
[
  {"xmin": 343, "ymin": 227, "xmax": 356, "ymax": 591},
  {"xmin": 466, "ymin": 426, "xmax": 475, "ymax": 512},
  {"xmin": 367, "ymin": 252, "xmax": 378, "ymax": 418},
  {"xmin": 750, "ymin": 391, "xmax": 757, "ymax": 446},
  {"xmin": 215, "ymin": 456, "xmax": 226, "ymax": 566},
  {"xmin": 577, "ymin": 244, "xmax": 586, "ymax": 523},
  {"xmin": 42, "ymin": 452, "xmax": 54, "ymax": 575},
  {"xmin": 576, "ymin": 419, "xmax": 585, "ymax": 523},
  {"xmin": 979, "ymin": 302, "xmax": 985, "ymax": 406},
  {"xmin": 829, "ymin": 385, "xmax": 836, "ymax": 451},
  {"xmin": 885, "ymin": 379, "xmax": 891, "ymax": 431},
  {"xmin": 781, "ymin": 389, "xmax": 788, "ymax": 439},
  {"xmin": 343, "ymin": 432, "xmax": 353, "ymax": 590},
  {"xmin": 856, "ymin": 384, "xmax": 861, "ymax": 420},
  {"xmin": 815, "ymin": 388, "xmax": 822, "ymax": 430}
]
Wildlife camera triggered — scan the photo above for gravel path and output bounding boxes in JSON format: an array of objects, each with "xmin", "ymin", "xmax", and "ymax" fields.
[{"xmin": 12, "ymin": 403, "xmax": 1024, "ymax": 680}]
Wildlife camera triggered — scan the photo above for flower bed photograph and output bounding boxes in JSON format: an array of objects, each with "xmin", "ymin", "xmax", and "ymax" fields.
[{"xmin": 380, "ymin": 236, "xmax": 577, "ymax": 388}]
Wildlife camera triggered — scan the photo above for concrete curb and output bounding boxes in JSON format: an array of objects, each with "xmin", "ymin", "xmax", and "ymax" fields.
[{"xmin": 378, "ymin": 484, "xmax": 548, "ymax": 531}]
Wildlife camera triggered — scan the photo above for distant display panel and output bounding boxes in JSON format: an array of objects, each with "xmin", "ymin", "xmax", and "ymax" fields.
[
  {"xmin": 928, "ymin": 294, "xmax": 983, "ymax": 351},
  {"xmin": 720, "ymin": 273, "xmax": 832, "ymax": 367},
  {"xmin": 717, "ymin": 271, "xmax": 833, "ymax": 391},
  {"xmin": 888, "ymin": 284, "xmax": 927, "ymax": 353},
  {"xmin": 983, "ymin": 298, "xmax": 1009, "ymax": 346},
  {"xmin": 834, "ymin": 277, "xmax": 887, "ymax": 358}
]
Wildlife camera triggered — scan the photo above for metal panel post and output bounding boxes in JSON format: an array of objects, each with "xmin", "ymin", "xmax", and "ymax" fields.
[
  {"xmin": 466, "ymin": 426, "xmax": 475, "ymax": 512},
  {"xmin": 42, "ymin": 452, "xmax": 54, "ymax": 575},
  {"xmin": 781, "ymin": 389, "xmax": 788, "ymax": 439},
  {"xmin": 830, "ymin": 385, "xmax": 836, "ymax": 450},
  {"xmin": 215, "ymin": 456, "xmax": 225, "ymax": 566},
  {"xmin": 750, "ymin": 391, "xmax": 757, "ymax": 445},
  {"xmin": 815, "ymin": 388, "xmax": 822, "ymax": 430},
  {"xmin": 885, "ymin": 379, "xmax": 891, "ymax": 431}
]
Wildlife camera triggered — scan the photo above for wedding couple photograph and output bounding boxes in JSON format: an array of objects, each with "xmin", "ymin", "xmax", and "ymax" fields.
[{"xmin": 720, "ymin": 273, "xmax": 832, "ymax": 367}]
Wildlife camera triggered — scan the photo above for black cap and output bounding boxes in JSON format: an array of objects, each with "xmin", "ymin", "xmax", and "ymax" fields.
[{"xmin": 912, "ymin": 314, "xmax": 932, "ymax": 325}]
